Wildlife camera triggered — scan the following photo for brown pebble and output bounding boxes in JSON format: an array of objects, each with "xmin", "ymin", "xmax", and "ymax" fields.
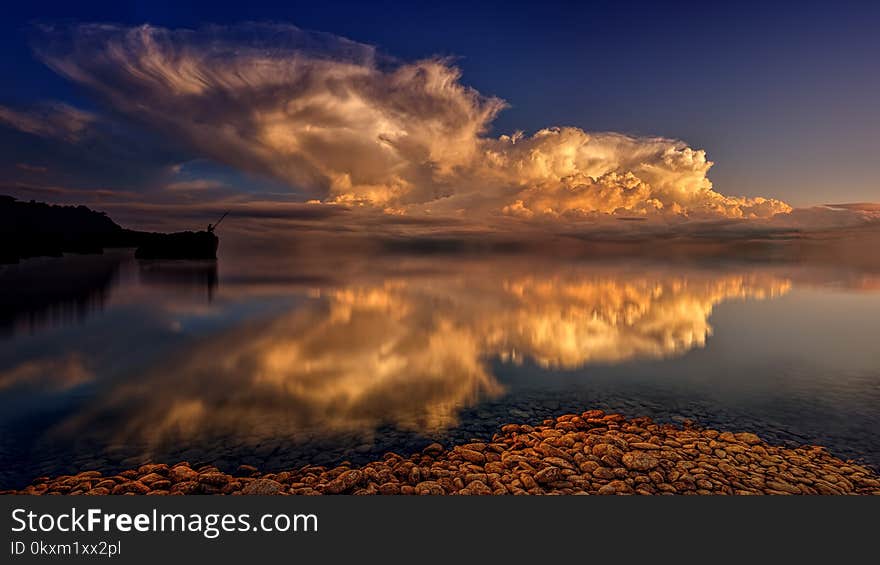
[{"xmin": 10, "ymin": 411, "xmax": 880, "ymax": 497}]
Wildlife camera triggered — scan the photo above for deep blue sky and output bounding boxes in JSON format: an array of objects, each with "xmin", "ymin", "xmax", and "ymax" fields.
[{"xmin": 1, "ymin": 0, "xmax": 878, "ymax": 206}]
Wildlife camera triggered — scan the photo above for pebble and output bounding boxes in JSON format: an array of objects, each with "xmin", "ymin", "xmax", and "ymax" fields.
[
  {"xmin": 5, "ymin": 412, "xmax": 880, "ymax": 496},
  {"xmin": 622, "ymin": 452, "xmax": 659, "ymax": 471},
  {"xmin": 240, "ymin": 479, "xmax": 284, "ymax": 495}
]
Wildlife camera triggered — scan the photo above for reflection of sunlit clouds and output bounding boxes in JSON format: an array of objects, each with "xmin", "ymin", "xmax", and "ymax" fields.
[
  {"xmin": 250, "ymin": 287, "xmax": 498, "ymax": 431},
  {"xmin": 0, "ymin": 352, "xmax": 93, "ymax": 391},
  {"xmin": 145, "ymin": 400, "xmax": 207, "ymax": 439},
  {"xmin": 63, "ymin": 288, "xmax": 502, "ymax": 448},
  {"xmin": 58, "ymin": 266, "xmax": 791, "ymax": 449},
  {"xmin": 489, "ymin": 274, "xmax": 792, "ymax": 367}
]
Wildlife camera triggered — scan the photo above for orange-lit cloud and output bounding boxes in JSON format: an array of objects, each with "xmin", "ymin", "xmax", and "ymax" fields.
[{"xmin": 32, "ymin": 23, "xmax": 792, "ymax": 222}]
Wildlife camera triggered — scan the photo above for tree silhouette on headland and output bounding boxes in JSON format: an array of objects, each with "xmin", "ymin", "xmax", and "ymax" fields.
[{"xmin": 1, "ymin": 196, "xmax": 218, "ymax": 263}]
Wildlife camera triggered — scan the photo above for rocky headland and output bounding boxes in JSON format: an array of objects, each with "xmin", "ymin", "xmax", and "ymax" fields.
[
  {"xmin": 4, "ymin": 411, "xmax": 879, "ymax": 495},
  {"xmin": 0, "ymin": 195, "xmax": 217, "ymax": 263}
]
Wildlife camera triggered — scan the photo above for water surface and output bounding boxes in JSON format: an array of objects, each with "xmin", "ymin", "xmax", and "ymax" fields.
[{"xmin": 1, "ymin": 242, "xmax": 879, "ymax": 488}]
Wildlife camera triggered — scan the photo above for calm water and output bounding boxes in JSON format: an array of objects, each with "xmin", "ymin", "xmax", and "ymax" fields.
[{"xmin": 1, "ymin": 242, "xmax": 879, "ymax": 488}]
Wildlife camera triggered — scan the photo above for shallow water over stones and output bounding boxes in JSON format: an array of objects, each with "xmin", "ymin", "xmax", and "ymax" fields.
[{"xmin": 7, "ymin": 412, "xmax": 879, "ymax": 496}]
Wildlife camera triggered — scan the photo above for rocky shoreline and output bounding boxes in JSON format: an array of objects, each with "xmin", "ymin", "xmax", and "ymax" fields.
[{"xmin": 4, "ymin": 411, "xmax": 879, "ymax": 495}]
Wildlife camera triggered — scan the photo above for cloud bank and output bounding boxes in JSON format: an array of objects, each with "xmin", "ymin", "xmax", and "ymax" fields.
[{"xmin": 30, "ymin": 22, "xmax": 792, "ymax": 222}]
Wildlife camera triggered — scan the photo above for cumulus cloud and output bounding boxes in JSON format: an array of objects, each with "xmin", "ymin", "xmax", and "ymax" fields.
[
  {"xmin": 31, "ymin": 22, "xmax": 792, "ymax": 222},
  {"xmin": 478, "ymin": 129, "xmax": 791, "ymax": 220}
]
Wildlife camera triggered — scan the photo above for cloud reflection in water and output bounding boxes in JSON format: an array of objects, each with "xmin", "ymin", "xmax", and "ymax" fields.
[{"xmin": 58, "ymin": 263, "xmax": 791, "ymax": 450}]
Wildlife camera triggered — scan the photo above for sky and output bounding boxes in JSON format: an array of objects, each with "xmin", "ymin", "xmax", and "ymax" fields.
[{"xmin": 0, "ymin": 1, "xmax": 878, "ymax": 232}]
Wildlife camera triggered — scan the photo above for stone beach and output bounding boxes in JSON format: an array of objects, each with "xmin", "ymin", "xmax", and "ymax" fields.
[{"xmin": 4, "ymin": 411, "xmax": 879, "ymax": 495}]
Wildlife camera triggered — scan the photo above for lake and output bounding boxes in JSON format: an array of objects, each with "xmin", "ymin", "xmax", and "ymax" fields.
[{"xmin": 1, "ymin": 239, "xmax": 879, "ymax": 488}]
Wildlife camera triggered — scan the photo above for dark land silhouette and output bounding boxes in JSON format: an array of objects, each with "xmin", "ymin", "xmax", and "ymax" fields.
[
  {"xmin": 134, "ymin": 230, "xmax": 218, "ymax": 260},
  {"xmin": 0, "ymin": 196, "xmax": 218, "ymax": 263}
]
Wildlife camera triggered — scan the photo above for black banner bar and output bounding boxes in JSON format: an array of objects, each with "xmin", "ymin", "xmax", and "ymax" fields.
[{"xmin": 1, "ymin": 496, "xmax": 875, "ymax": 563}]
